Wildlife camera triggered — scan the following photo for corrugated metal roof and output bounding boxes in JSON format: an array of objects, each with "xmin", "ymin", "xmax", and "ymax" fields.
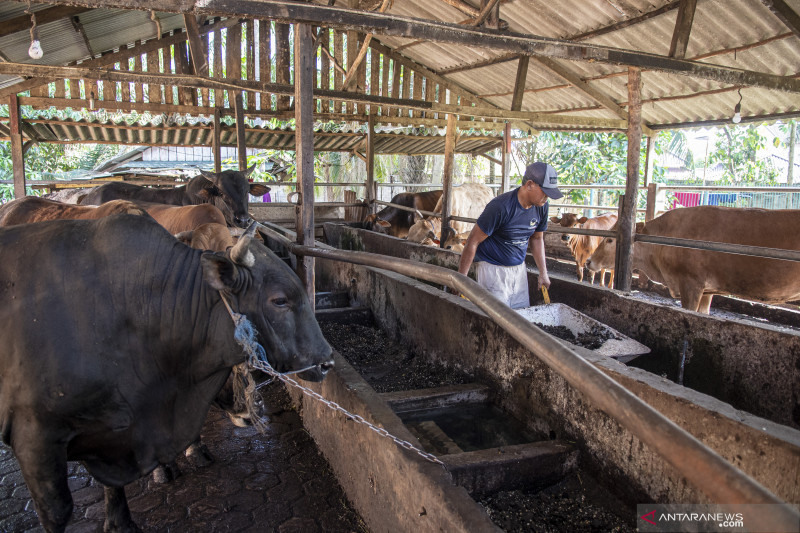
[
  {"xmin": 0, "ymin": 0, "xmax": 797, "ymax": 130},
  {"xmin": 9, "ymin": 114, "xmax": 501, "ymax": 155}
]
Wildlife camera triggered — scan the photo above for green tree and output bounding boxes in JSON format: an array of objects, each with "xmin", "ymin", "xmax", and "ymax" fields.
[{"xmin": 708, "ymin": 125, "xmax": 778, "ymax": 184}]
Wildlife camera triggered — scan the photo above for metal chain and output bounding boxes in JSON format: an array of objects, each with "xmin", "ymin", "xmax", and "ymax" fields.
[
  {"xmin": 218, "ymin": 290, "xmax": 445, "ymax": 466},
  {"xmin": 249, "ymin": 358, "xmax": 446, "ymax": 466}
]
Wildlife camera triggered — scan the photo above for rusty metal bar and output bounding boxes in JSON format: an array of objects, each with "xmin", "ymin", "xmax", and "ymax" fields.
[{"xmin": 256, "ymin": 222, "xmax": 799, "ymax": 532}]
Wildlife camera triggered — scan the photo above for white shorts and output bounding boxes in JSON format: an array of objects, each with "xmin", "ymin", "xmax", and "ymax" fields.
[{"xmin": 476, "ymin": 262, "xmax": 530, "ymax": 309}]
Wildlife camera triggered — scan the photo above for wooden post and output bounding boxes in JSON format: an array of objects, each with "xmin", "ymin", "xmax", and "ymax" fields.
[
  {"xmin": 9, "ymin": 94, "xmax": 25, "ymax": 198},
  {"xmin": 235, "ymin": 93, "xmax": 247, "ymax": 171},
  {"xmin": 183, "ymin": 14, "xmax": 208, "ymax": 76},
  {"xmin": 615, "ymin": 67, "xmax": 642, "ymax": 292},
  {"xmin": 294, "ymin": 23, "xmax": 315, "ymax": 306},
  {"xmin": 643, "ymin": 133, "xmax": 657, "ymax": 188},
  {"xmin": 365, "ymin": 114, "xmax": 375, "ymax": 214},
  {"xmin": 645, "ymin": 183, "xmax": 661, "ymax": 221},
  {"xmin": 500, "ymin": 122, "xmax": 511, "ymax": 193},
  {"xmin": 440, "ymin": 113, "xmax": 457, "ymax": 248},
  {"xmin": 212, "ymin": 107, "xmax": 222, "ymax": 173}
]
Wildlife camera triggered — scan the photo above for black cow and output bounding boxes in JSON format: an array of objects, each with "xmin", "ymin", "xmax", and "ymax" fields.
[
  {"xmin": 80, "ymin": 166, "xmax": 271, "ymax": 228},
  {"xmin": 0, "ymin": 215, "xmax": 332, "ymax": 532},
  {"xmin": 363, "ymin": 190, "xmax": 443, "ymax": 239}
]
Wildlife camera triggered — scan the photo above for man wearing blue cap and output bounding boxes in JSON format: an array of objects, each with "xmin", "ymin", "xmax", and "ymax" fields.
[{"xmin": 456, "ymin": 162, "xmax": 563, "ymax": 308}]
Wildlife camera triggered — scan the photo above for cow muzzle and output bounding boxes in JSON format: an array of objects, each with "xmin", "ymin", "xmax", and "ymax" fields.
[
  {"xmin": 296, "ymin": 358, "xmax": 335, "ymax": 382},
  {"xmin": 234, "ymin": 215, "xmax": 252, "ymax": 228}
]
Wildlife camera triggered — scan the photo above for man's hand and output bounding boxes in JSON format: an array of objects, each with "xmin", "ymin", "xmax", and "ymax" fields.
[{"xmin": 537, "ymin": 273, "xmax": 551, "ymax": 290}]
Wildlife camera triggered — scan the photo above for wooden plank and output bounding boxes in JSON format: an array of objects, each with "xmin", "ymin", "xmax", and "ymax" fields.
[
  {"xmin": 133, "ymin": 46, "xmax": 143, "ymax": 103},
  {"xmin": 235, "ymin": 93, "xmax": 247, "ymax": 170},
  {"xmin": 365, "ymin": 114, "xmax": 375, "ymax": 214},
  {"xmin": 669, "ymin": 0, "xmax": 697, "ymax": 58},
  {"xmin": 54, "ymin": 78, "xmax": 65, "ymax": 99},
  {"xmin": 411, "ymin": 70, "xmax": 422, "ymax": 118},
  {"xmin": 259, "ymin": 19, "xmax": 272, "ymax": 111},
  {"xmin": 401, "ymin": 64, "xmax": 411, "ymax": 118},
  {"xmin": 369, "ymin": 49, "xmax": 378, "ymax": 115},
  {"xmin": 176, "ymin": 41, "xmax": 194, "ymax": 105},
  {"xmin": 0, "ymin": 6, "xmax": 90, "ymax": 40},
  {"xmin": 213, "ymin": 107, "xmax": 222, "ymax": 173},
  {"xmin": 761, "ymin": 0, "xmax": 800, "ymax": 39},
  {"xmin": 9, "ymin": 94, "xmax": 25, "ymax": 198},
  {"xmin": 120, "ymin": 55, "xmax": 131, "ymax": 102},
  {"xmin": 319, "ymin": 28, "xmax": 331, "ymax": 113},
  {"xmin": 333, "ymin": 31, "xmax": 344, "ymax": 113},
  {"xmin": 246, "ymin": 19, "xmax": 255, "ymax": 109},
  {"xmin": 213, "ymin": 27, "xmax": 224, "ymax": 106},
  {"xmin": 380, "ymin": 54, "xmax": 390, "ymax": 116},
  {"xmin": 294, "ymin": 23, "xmax": 316, "ymax": 303},
  {"xmin": 501, "ymin": 122, "xmax": 510, "ymax": 193},
  {"xmin": 201, "ymin": 31, "xmax": 210, "ymax": 106},
  {"xmin": 392, "ymin": 60, "xmax": 401, "ymax": 117},
  {"xmin": 227, "ymin": 22, "xmax": 242, "ymax": 107},
  {"xmin": 346, "ymin": 30, "xmax": 357, "ymax": 113},
  {"xmin": 275, "ymin": 22, "xmax": 291, "ymax": 111},
  {"xmin": 147, "ymin": 49, "xmax": 161, "ymax": 103}
]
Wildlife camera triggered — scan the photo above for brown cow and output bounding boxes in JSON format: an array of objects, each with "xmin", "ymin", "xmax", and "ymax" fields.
[
  {"xmin": 137, "ymin": 202, "xmax": 227, "ymax": 234},
  {"xmin": 407, "ymin": 183, "xmax": 493, "ymax": 244},
  {"xmin": 363, "ymin": 190, "xmax": 443, "ymax": 238},
  {"xmin": 0, "ymin": 196, "xmax": 148, "ymax": 227},
  {"xmin": 585, "ymin": 206, "xmax": 800, "ymax": 313},
  {"xmin": 550, "ymin": 212, "xmax": 617, "ymax": 287},
  {"xmin": 175, "ymin": 223, "xmax": 237, "ymax": 251}
]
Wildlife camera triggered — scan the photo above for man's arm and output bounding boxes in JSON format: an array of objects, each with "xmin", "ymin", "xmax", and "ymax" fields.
[
  {"xmin": 458, "ymin": 225, "xmax": 489, "ymax": 276},
  {"xmin": 530, "ymin": 231, "xmax": 551, "ymax": 290}
]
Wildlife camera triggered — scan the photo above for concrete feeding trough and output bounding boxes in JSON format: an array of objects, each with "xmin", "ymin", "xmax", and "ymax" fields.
[{"xmin": 516, "ymin": 303, "xmax": 650, "ymax": 363}]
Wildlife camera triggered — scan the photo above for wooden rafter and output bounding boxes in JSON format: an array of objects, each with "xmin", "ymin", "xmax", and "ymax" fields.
[
  {"xmin": 668, "ymin": 0, "xmax": 697, "ymax": 59},
  {"xmin": 760, "ymin": 0, "xmax": 800, "ymax": 38},
  {"xmin": 571, "ymin": 1, "xmax": 681, "ymax": 41},
  {"xmin": 530, "ymin": 56, "xmax": 653, "ymax": 136},
  {"xmin": 183, "ymin": 14, "xmax": 209, "ymax": 76},
  {"xmin": 0, "ymin": 6, "xmax": 91, "ymax": 39},
  {"xmin": 342, "ymin": 0, "xmax": 391, "ymax": 91},
  {"xmin": 471, "ymin": 0, "xmax": 500, "ymax": 27},
  {"xmin": 71, "ymin": 15, "xmax": 95, "ymax": 59},
  {"xmin": 510, "ymin": 56, "xmax": 528, "ymax": 112},
  {"xmin": 437, "ymin": 53, "xmax": 519, "ymax": 76}
]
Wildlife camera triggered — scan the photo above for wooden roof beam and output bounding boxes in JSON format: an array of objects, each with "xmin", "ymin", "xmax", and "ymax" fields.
[
  {"xmin": 510, "ymin": 55, "xmax": 528, "ymax": 112},
  {"xmin": 71, "ymin": 15, "xmax": 96, "ymax": 59},
  {"xmin": 668, "ymin": 0, "xmax": 697, "ymax": 59},
  {"xmin": 760, "ymin": 0, "xmax": 800, "ymax": 38},
  {"xmin": 0, "ymin": 6, "xmax": 91, "ymax": 39}
]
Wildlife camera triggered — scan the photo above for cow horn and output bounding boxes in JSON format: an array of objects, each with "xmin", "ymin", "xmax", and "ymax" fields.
[{"xmin": 230, "ymin": 222, "xmax": 258, "ymax": 267}]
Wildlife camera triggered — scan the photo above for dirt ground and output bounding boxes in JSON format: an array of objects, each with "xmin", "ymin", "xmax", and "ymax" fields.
[{"xmin": 0, "ymin": 383, "xmax": 367, "ymax": 533}]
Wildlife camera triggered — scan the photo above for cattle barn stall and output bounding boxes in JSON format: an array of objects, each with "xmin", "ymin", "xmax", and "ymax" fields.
[{"xmin": 0, "ymin": 0, "xmax": 799, "ymax": 531}]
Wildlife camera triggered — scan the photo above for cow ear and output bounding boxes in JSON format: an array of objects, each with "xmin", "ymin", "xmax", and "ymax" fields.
[
  {"xmin": 635, "ymin": 221, "xmax": 646, "ymax": 232},
  {"xmin": 250, "ymin": 183, "xmax": 271, "ymax": 196},
  {"xmin": 198, "ymin": 169, "xmax": 215, "ymax": 180},
  {"xmin": 201, "ymin": 253, "xmax": 239, "ymax": 291},
  {"xmin": 550, "ymin": 216, "xmax": 560, "ymax": 223},
  {"xmin": 578, "ymin": 217, "xmax": 588, "ymax": 224},
  {"xmin": 197, "ymin": 184, "xmax": 222, "ymax": 200},
  {"xmin": 377, "ymin": 220, "xmax": 391, "ymax": 228}
]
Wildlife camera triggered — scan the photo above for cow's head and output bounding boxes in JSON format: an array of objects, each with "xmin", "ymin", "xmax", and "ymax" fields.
[
  {"xmin": 406, "ymin": 216, "xmax": 438, "ymax": 244},
  {"xmin": 197, "ymin": 166, "xmax": 270, "ymax": 228},
  {"xmin": 551, "ymin": 214, "xmax": 588, "ymax": 242},
  {"xmin": 586, "ymin": 222, "xmax": 644, "ymax": 273},
  {"xmin": 200, "ymin": 224, "xmax": 334, "ymax": 382},
  {"xmin": 363, "ymin": 213, "xmax": 391, "ymax": 235}
]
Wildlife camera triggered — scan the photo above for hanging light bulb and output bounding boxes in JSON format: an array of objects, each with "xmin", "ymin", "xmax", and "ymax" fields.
[
  {"xmin": 731, "ymin": 89, "xmax": 742, "ymax": 124},
  {"xmin": 28, "ymin": 10, "xmax": 42, "ymax": 59}
]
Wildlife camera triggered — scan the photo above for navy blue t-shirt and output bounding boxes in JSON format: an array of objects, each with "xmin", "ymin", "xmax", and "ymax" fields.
[{"xmin": 474, "ymin": 188, "xmax": 549, "ymax": 266}]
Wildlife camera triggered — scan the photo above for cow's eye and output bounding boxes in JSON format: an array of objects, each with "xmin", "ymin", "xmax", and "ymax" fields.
[{"xmin": 271, "ymin": 297, "xmax": 289, "ymax": 307}]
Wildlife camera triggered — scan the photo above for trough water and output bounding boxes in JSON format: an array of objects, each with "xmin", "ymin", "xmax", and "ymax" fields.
[{"xmin": 399, "ymin": 404, "xmax": 544, "ymax": 454}]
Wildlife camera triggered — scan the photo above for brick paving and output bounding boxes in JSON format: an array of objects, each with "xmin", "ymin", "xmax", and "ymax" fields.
[{"xmin": 0, "ymin": 383, "xmax": 367, "ymax": 533}]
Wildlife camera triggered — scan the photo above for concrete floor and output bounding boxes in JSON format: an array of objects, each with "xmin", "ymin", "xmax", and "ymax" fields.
[{"xmin": 0, "ymin": 383, "xmax": 367, "ymax": 533}]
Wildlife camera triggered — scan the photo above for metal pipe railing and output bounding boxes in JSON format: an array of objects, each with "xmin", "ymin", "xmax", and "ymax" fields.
[{"xmin": 257, "ymin": 222, "xmax": 798, "ymax": 532}]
